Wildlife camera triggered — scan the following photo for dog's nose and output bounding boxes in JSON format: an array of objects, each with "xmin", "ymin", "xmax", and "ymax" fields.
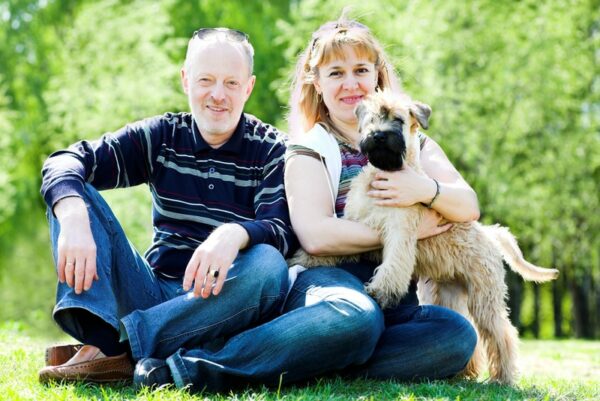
[{"xmin": 373, "ymin": 131, "xmax": 386, "ymax": 142}]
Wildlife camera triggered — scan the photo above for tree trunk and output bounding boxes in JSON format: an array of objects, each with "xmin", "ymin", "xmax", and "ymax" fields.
[
  {"xmin": 507, "ymin": 268, "xmax": 523, "ymax": 332},
  {"xmin": 532, "ymin": 283, "xmax": 540, "ymax": 338},
  {"xmin": 552, "ymin": 252, "xmax": 565, "ymax": 337},
  {"xmin": 552, "ymin": 275, "xmax": 564, "ymax": 337},
  {"xmin": 570, "ymin": 272, "xmax": 593, "ymax": 338},
  {"xmin": 592, "ymin": 272, "xmax": 599, "ymax": 339}
]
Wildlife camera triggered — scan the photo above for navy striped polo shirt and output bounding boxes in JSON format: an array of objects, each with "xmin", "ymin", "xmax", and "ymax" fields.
[{"xmin": 41, "ymin": 112, "xmax": 298, "ymax": 277}]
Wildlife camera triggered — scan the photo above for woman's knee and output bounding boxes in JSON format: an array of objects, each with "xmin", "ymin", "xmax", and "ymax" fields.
[
  {"xmin": 318, "ymin": 286, "xmax": 384, "ymax": 362},
  {"xmin": 429, "ymin": 306, "xmax": 477, "ymax": 369}
]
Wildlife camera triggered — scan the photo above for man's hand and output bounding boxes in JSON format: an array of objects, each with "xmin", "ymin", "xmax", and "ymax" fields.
[
  {"xmin": 54, "ymin": 197, "xmax": 99, "ymax": 294},
  {"xmin": 183, "ymin": 223, "xmax": 249, "ymax": 298}
]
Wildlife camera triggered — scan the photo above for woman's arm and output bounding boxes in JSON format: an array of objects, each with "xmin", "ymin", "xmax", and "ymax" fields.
[
  {"xmin": 285, "ymin": 154, "xmax": 381, "ymax": 256},
  {"xmin": 369, "ymin": 137, "xmax": 480, "ymax": 223},
  {"xmin": 420, "ymin": 138, "xmax": 480, "ymax": 222}
]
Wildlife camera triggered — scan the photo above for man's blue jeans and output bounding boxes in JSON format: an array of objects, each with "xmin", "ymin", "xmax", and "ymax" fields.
[{"xmin": 47, "ymin": 185, "xmax": 289, "ymax": 361}]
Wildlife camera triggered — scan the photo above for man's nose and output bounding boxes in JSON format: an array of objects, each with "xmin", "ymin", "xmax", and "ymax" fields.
[{"xmin": 211, "ymin": 83, "xmax": 226, "ymax": 102}]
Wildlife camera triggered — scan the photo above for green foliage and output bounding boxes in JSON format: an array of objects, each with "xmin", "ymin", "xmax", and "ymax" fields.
[
  {"xmin": 42, "ymin": 0, "xmax": 182, "ymax": 249},
  {"xmin": 44, "ymin": 0, "xmax": 182, "ymax": 143},
  {"xmin": 0, "ymin": 88, "xmax": 17, "ymax": 237}
]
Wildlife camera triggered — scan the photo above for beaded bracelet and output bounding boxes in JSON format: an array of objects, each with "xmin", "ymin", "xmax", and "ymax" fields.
[{"xmin": 426, "ymin": 178, "xmax": 440, "ymax": 208}]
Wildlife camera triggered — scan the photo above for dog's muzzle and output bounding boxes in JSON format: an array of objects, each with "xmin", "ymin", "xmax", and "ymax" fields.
[{"xmin": 360, "ymin": 130, "xmax": 407, "ymax": 171}]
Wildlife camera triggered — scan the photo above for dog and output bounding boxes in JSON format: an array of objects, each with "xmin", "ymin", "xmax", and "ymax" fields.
[{"xmin": 288, "ymin": 90, "xmax": 559, "ymax": 384}]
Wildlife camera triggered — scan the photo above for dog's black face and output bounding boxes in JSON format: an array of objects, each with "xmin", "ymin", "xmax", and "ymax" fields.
[
  {"xmin": 359, "ymin": 117, "xmax": 407, "ymax": 171},
  {"xmin": 356, "ymin": 92, "xmax": 431, "ymax": 171}
]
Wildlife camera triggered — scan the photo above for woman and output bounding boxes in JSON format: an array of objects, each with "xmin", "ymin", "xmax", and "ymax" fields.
[{"xmin": 285, "ymin": 15, "xmax": 480, "ymax": 380}]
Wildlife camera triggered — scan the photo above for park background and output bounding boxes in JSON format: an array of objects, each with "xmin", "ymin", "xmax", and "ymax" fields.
[{"xmin": 0, "ymin": 0, "xmax": 598, "ymax": 345}]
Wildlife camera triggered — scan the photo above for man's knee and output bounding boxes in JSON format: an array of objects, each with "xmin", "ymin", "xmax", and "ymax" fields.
[{"xmin": 234, "ymin": 244, "xmax": 288, "ymax": 294}]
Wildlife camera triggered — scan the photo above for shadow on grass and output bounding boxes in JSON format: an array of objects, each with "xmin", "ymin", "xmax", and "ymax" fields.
[{"xmin": 39, "ymin": 375, "xmax": 553, "ymax": 401}]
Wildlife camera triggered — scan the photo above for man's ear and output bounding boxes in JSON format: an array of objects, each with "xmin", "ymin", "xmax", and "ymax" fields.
[
  {"xmin": 244, "ymin": 75, "xmax": 256, "ymax": 101},
  {"xmin": 410, "ymin": 101, "xmax": 432, "ymax": 130},
  {"xmin": 180, "ymin": 67, "xmax": 190, "ymax": 95}
]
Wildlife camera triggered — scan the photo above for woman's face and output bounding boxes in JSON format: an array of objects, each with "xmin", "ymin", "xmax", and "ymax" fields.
[{"xmin": 315, "ymin": 46, "xmax": 378, "ymax": 130}]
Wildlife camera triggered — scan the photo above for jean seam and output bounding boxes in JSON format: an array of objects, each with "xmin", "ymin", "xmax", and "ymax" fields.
[
  {"xmin": 53, "ymin": 301, "xmax": 120, "ymax": 329},
  {"xmin": 121, "ymin": 315, "xmax": 142, "ymax": 360},
  {"xmin": 156, "ymin": 294, "xmax": 279, "ymax": 346},
  {"xmin": 84, "ymin": 184, "xmax": 116, "ymax": 236},
  {"xmin": 167, "ymin": 352, "xmax": 190, "ymax": 388}
]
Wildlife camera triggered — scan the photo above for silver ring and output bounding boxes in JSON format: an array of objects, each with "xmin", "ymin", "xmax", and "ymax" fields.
[
  {"xmin": 66, "ymin": 261, "xmax": 75, "ymax": 266},
  {"xmin": 209, "ymin": 267, "xmax": 220, "ymax": 279}
]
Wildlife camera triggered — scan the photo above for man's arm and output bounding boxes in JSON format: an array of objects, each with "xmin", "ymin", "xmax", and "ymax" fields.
[
  {"xmin": 235, "ymin": 141, "xmax": 298, "ymax": 257},
  {"xmin": 40, "ymin": 117, "xmax": 162, "ymax": 210},
  {"xmin": 181, "ymin": 137, "xmax": 297, "ymax": 299},
  {"xmin": 40, "ymin": 116, "xmax": 163, "ymax": 292}
]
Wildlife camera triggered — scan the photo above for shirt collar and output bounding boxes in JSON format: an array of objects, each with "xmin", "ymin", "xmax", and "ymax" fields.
[{"xmin": 191, "ymin": 114, "xmax": 246, "ymax": 155}]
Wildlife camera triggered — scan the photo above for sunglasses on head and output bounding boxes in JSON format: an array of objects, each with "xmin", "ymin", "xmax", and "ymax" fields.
[
  {"xmin": 192, "ymin": 27, "xmax": 249, "ymax": 42},
  {"xmin": 310, "ymin": 20, "xmax": 370, "ymax": 49}
]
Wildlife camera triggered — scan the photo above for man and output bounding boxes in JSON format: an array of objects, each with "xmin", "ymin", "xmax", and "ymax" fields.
[{"xmin": 38, "ymin": 27, "xmax": 295, "ymax": 385}]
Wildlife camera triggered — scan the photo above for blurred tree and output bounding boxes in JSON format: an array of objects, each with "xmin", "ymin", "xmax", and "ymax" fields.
[
  {"xmin": 43, "ymin": 0, "xmax": 183, "ymax": 250},
  {"xmin": 0, "ymin": 0, "xmax": 596, "ymax": 338}
]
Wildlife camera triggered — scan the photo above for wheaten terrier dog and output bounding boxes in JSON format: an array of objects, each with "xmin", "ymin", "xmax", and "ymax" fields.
[{"xmin": 289, "ymin": 90, "xmax": 559, "ymax": 384}]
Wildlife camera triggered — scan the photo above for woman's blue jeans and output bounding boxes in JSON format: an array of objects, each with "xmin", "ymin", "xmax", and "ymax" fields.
[
  {"xmin": 166, "ymin": 264, "xmax": 476, "ymax": 392},
  {"xmin": 47, "ymin": 185, "xmax": 289, "ymax": 361}
]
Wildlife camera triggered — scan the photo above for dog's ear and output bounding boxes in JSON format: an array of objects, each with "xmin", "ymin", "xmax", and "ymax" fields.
[{"xmin": 410, "ymin": 102, "xmax": 432, "ymax": 130}]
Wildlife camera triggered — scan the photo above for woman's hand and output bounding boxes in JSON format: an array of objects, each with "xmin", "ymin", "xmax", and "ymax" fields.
[
  {"xmin": 417, "ymin": 208, "xmax": 453, "ymax": 239},
  {"xmin": 368, "ymin": 166, "xmax": 437, "ymax": 207}
]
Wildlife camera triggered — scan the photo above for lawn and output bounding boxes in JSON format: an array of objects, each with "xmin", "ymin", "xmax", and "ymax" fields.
[{"xmin": 1, "ymin": 322, "xmax": 598, "ymax": 401}]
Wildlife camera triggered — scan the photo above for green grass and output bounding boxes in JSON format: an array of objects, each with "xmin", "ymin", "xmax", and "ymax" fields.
[{"xmin": 1, "ymin": 322, "xmax": 598, "ymax": 401}]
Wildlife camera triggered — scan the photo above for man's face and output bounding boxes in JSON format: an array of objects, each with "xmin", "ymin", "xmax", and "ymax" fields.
[{"xmin": 181, "ymin": 41, "xmax": 255, "ymax": 145}]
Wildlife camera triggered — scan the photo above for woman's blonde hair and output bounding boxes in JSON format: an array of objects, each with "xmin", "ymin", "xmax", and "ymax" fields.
[{"xmin": 288, "ymin": 12, "xmax": 400, "ymax": 139}]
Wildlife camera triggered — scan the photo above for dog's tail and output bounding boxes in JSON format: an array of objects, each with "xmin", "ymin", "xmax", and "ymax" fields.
[{"xmin": 485, "ymin": 224, "xmax": 559, "ymax": 282}]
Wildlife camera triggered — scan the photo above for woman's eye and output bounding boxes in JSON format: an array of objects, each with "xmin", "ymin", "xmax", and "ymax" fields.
[
  {"xmin": 329, "ymin": 71, "xmax": 342, "ymax": 77},
  {"xmin": 357, "ymin": 68, "xmax": 370, "ymax": 74}
]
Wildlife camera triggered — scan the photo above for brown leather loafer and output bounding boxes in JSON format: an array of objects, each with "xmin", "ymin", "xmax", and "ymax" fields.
[
  {"xmin": 45, "ymin": 344, "xmax": 83, "ymax": 366},
  {"xmin": 39, "ymin": 345, "xmax": 133, "ymax": 384}
]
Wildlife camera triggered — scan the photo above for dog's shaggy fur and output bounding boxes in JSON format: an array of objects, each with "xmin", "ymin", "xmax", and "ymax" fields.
[{"xmin": 288, "ymin": 90, "xmax": 559, "ymax": 384}]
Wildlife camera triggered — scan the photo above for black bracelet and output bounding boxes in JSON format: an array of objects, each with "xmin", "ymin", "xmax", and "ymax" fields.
[{"xmin": 426, "ymin": 178, "xmax": 440, "ymax": 208}]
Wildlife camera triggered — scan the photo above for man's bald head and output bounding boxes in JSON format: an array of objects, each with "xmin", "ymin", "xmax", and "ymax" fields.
[{"xmin": 184, "ymin": 29, "xmax": 254, "ymax": 77}]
